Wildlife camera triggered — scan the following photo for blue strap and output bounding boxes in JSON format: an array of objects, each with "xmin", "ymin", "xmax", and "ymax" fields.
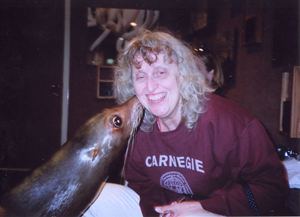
[{"xmin": 241, "ymin": 182, "xmax": 260, "ymax": 216}]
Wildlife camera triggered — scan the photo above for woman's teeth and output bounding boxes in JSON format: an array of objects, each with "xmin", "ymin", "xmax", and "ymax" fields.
[{"xmin": 148, "ymin": 93, "xmax": 166, "ymax": 102}]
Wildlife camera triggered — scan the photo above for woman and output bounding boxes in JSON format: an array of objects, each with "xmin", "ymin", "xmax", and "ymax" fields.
[{"xmin": 84, "ymin": 31, "xmax": 289, "ymax": 217}]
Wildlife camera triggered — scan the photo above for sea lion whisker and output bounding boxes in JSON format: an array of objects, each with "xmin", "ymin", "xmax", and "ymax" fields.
[
  {"xmin": 122, "ymin": 127, "xmax": 137, "ymax": 179},
  {"xmin": 121, "ymin": 116, "xmax": 142, "ymax": 179}
]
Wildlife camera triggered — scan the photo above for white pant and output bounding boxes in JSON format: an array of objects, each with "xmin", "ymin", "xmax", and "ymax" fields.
[
  {"xmin": 82, "ymin": 183, "xmax": 223, "ymax": 217},
  {"xmin": 83, "ymin": 183, "xmax": 143, "ymax": 217}
]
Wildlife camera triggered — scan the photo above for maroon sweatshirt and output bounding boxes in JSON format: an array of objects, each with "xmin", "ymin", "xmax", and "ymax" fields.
[{"xmin": 125, "ymin": 94, "xmax": 289, "ymax": 216}]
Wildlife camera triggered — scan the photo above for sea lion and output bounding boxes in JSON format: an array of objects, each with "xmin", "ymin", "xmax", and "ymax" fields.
[{"xmin": 0, "ymin": 97, "xmax": 143, "ymax": 217}]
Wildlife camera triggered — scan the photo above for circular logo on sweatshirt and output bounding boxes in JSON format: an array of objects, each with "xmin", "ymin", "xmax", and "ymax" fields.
[{"xmin": 160, "ymin": 171, "xmax": 193, "ymax": 195}]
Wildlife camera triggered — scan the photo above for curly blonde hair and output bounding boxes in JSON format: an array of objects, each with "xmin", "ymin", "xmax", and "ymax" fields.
[{"xmin": 113, "ymin": 31, "xmax": 213, "ymax": 132}]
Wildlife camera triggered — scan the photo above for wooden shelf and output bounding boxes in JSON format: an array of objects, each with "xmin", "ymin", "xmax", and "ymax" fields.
[
  {"xmin": 97, "ymin": 65, "xmax": 115, "ymax": 99},
  {"xmin": 280, "ymin": 66, "xmax": 300, "ymax": 138}
]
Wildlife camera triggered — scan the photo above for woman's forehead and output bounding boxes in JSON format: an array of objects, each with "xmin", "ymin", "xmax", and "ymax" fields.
[
  {"xmin": 132, "ymin": 52, "xmax": 174, "ymax": 66},
  {"xmin": 134, "ymin": 52, "xmax": 157, "ymax": 61}
]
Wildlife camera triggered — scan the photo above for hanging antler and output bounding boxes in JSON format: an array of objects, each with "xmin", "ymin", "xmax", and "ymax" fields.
[{"xmin": 87, "ymin": 8, "xmax": 159, "ymax": 52}]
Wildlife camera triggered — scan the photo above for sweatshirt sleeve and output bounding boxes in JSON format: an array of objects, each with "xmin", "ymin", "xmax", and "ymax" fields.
[{"xmin": 200, "ymin": 119, "xmax": 289, "ymax": 216}]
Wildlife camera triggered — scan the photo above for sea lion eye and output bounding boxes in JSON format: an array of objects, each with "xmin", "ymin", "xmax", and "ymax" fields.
[{"xmin": 111, "ymin": 115, "xmax": 122, "ymax": 128}]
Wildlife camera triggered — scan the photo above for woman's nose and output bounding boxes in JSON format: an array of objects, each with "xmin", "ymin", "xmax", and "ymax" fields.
[{"xmin": 146, "ymin": 77, "xmax": 158, "ymax": 92}]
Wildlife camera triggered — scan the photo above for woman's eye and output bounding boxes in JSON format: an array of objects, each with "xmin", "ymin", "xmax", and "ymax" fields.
[
  {"xmin": 135, "ymin": 73, "xmax": 145, "ymax": 80},
  {"xmin": 111, "ymin": 115, "xmax": 122, "ymax": 128},
  {"xmin": 155, "ymin": 71, "xmax": 166, "ymax": 78}
]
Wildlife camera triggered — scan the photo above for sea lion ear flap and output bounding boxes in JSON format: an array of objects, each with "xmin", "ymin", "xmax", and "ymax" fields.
[{"xmin": 91, "ymin": 148, "xmax": 99, "ymax": 161}]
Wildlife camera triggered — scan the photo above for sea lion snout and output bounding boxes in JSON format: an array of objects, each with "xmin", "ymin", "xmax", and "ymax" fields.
[{"xmin": 127, "ymin": 97, "xmax": 144, "ymax": 128}]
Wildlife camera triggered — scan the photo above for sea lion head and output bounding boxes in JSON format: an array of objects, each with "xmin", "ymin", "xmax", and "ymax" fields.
[{"xmin": 76, "ymin": 97, "xmax": 143, "ymax": 162}]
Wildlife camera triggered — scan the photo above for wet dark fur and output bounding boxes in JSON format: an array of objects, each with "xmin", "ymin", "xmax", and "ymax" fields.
[{"xmin": 0, "ymin": 97, "xmax": 143, "ymax": 217}]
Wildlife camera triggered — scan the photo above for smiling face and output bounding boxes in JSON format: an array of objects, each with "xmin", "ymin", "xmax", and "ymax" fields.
[{"xmin": 132, "ymin": 53, "xmax": 182, "ymax": 125}]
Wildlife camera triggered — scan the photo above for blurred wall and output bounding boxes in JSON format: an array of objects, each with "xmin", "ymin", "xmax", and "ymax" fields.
[{"xmin": 207, "ymin": 0, "xmax": 299, "ymax": 151}]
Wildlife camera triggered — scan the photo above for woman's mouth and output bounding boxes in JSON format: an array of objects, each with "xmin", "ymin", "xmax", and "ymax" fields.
[{"xmin": 147, "ymin": 93, "xmax": 166, "ymax": 103}]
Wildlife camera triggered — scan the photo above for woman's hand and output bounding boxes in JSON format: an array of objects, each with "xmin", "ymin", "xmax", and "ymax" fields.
[{"xmin": 154, "ymin": 201, "xmax": 222, "ymax": 217}]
